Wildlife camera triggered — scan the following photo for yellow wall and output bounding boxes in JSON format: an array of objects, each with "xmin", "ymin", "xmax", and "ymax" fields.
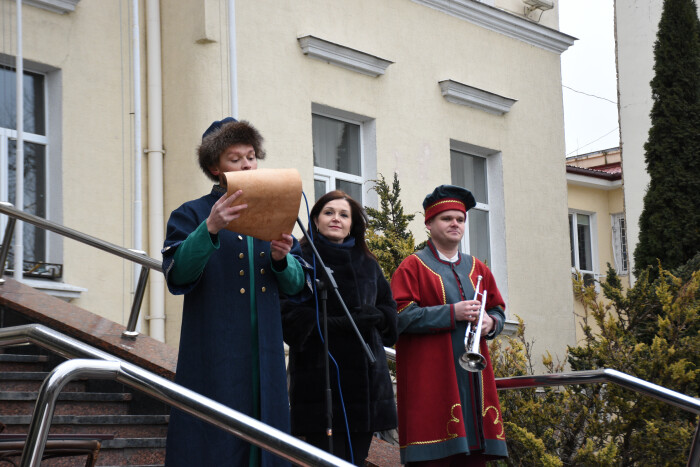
[
  {"xmin": 2, "ymin": 1, "xmax": 139, "ymax": 325},
  {"xmin": 567, "ymin": 182, "xmax": 629, "ymax": 343},
  {"xmin": 4, "ymin": 0, "xmax": 577, "ymax": 364},
  {"xmin": 161, "ymin": 0, "xmax": 576, "ymax": 361}
]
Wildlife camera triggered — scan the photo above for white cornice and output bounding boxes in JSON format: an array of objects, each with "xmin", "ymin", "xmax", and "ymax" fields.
[
  {"xmin": 567, "ymin": 173, "xmax": 622, "ymax": 190},
  {"xmin": 297, "ymin": 35, "xmax": 393, "ymax": 77},
  {"xmin": 439, "ymin": 80, "xmax": 516, "ymax": 115},
  {"xmin": 21, "ymin": 278, "xmax": 87, "ymax": 301},
  {"xmin": 411, "ymin": 0, "xmax": 575, "ymax": 54},
  {"xmin": 24, "ymin": 0, "xmax": 80, "ymax": 14}
]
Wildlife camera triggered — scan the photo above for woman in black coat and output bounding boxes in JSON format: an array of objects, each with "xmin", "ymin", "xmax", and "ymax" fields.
[{"xmin": 281, "ymin": 190, "xmax": 398, "ymax": 466}]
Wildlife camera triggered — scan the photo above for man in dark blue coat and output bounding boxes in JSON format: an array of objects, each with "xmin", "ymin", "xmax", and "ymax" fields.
[{"xmin": 163, "ymin": 118, "xmax": 306, "ymax": 467}]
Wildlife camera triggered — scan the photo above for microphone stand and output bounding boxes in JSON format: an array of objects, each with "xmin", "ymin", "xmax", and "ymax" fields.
[{"xmin": 295, "ymin": 217, "xmax": 376, "ymax": 454}]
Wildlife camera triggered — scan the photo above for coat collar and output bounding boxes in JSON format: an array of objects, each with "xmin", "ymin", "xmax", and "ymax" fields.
[{"xmin": 427, "ymin": 239, "xmax": 462, "ymax": 265}]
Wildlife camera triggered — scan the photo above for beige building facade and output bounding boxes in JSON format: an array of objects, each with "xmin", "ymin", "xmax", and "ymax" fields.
[
  {"xmin": 1, "ymin": 0, "xmax": 576, "ymax": 363},
  {"xmin": 566, "ymin": 148, "xmax": 629, "ymax": 342}
]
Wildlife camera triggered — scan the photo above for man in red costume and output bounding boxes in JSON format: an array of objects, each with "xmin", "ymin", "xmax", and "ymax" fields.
[{"xmin": 391, "ymin": 185, "xmax": 508, "ymax": 466}]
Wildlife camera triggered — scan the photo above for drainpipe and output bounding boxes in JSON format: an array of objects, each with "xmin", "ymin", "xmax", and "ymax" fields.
[
  {"xmin": 229, "ymin": 0, "xmax": 238, "ymax": 118},
  {"xmin": 145, "ymin": 0, "xmax": 165, "ymax": 342},
  {"xmin": 131, "ymin": 0, "xmax": 144, "ymax": 332},
  {"xmin": 13, "ymin": 0, "xmax": 23, "ymax": 282}
]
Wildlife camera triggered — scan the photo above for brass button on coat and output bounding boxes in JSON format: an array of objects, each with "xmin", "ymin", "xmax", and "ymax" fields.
[
  {"xmin": 239, "ymin": 288, "xmax": 245, "ymax": 294},
  {"xmin": 260, "ymin": 269, "xmax": 266, "ymax": 275},
  {"xmin": 260, "ymin": 252, "xmax": 266, "ymax": 257},
  {"xmin": 239, "ymin": 270, "xmax": 245, "ymax": 276},
  {"xmin": 261, "ymin": 287, "xmax": 267, "ymax": 293},
  {"xmin": 239, "ymin": 253, "xmax": 244, "ymax": 259}
]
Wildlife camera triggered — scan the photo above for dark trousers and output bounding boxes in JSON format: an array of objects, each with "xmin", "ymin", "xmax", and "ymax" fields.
[
  {"xmin": 304, "ymin": 431, "xmax": 374, "ymax": 466},
  {"xmin": 406, "ymin": 452, "xmax": 488, "ymax": 467}
]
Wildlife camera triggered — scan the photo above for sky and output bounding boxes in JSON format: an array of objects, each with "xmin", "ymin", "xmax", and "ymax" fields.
[{"xmin": 559, "ymin": 1, "xmax": 620, "ymax": 158}]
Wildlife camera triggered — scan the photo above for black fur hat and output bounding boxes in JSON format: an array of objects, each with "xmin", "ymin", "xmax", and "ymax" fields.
[
  {"xmin": 197, "ymin": 118, "xmax": 266, "ymax": 181},
  {"xmin": 423, "ymin": 185, "xmax": 476, "ymax": 224}
]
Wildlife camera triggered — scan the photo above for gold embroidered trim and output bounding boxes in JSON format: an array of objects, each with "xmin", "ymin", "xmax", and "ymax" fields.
[
  {"xmin": 427, "ymin": 199, "xmax": 466, "ymax": 210},
  {"xmin": 414, "ymin": 256, "xmax": 446, "ymax": 304},
  {"xmin": 468, "ymin": 258, "xmax": 477, "ymax": 289},
  {"xmin": 481, "ymin": 370, "xmax": 506, "ymax": 440},
  {"xmin": 483, "ymin": 406, "xmax": 506, "ymax": 440},
  {"xmin": 397, "ymin": 301, "xmax": 415, "ymax": 314},
  {"xmin": 402, "ymin": 404, "xmax": 461, "ymax": 447}
]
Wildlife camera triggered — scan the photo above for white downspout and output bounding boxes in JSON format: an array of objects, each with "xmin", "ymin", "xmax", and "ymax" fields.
[
  {"xmin": 146, "ymin": 0, "xmax": 165, "ymax": 342},
  {"xmin": 228, "ymin": 0, "xmax": 238, "ymax": 118},
  {"xmin": 13, "ymin": 0, "xmax": 23, "ymax": 282},
  {"xmin": 131, "ymin": 0, "xmax": 144, "ymax": 331}
]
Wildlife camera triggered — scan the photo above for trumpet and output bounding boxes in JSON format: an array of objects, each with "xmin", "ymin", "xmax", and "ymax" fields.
[{"xmin": 459, "ymin": 275, "xmax": 488, "ymax": 372}]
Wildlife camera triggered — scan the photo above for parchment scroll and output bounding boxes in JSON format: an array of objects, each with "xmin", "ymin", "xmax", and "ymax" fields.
[{"xmin": 220, "ymin": 168, "xmax": 302, "ymax": 241}]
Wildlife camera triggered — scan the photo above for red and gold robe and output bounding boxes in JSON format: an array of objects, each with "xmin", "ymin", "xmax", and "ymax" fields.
[{"xmin": 391, "ymin": 241, "xmax": 508, "ymax": 464}]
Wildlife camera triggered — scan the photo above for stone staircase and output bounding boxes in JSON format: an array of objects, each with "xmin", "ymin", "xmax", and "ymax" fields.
[
  {"xmin": 0, "ymin": 346, "xmax": 169, "ymax": 466},
  {"xmin": 0, "ymin": 277, "xmax": 400, "ymax": 466}
]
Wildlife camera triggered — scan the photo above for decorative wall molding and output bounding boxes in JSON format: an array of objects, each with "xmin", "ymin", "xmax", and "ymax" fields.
[
  {"xmin": 567, "ymin": 172, "xmax": 622, "ymax": 190},
  {"xmin": 297, "ymin": 35, "xmax": 393, "ymax": 77},
  {"xmin": 24, "ymin": 0, "xmax": 80, "ymax": 14},
  {"xmin": 439, "ymin": 80, "xmax": 516, "ymax": 115},
  {"xmin": 22, "ymin": 278, "xmax": 87, "ymax": 301},
  {"xmin": 411, "ymin": 0, "xmax": 575, "ymax": 54}
]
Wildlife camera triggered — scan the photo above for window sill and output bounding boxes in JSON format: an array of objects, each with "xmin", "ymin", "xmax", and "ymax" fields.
[
  {"xmin": 502, "ymin": 319, "xmax": 519, "ymax": 337},
  {"xmin": 19, "ymin": 278, "xmax": 87, "ymax": 302},
  {"xmin": 24, "ymin": 0, "xmax": 80, "ymax": 15}
]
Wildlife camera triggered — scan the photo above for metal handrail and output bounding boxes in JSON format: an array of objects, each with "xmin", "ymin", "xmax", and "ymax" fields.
[
  {"xmin": 384, "ymin": 346, "xmax": 699, "ymax": 413},
  {"xmin": 1, "ymin": 325, "xmax": 697, "ymax": 466},
  {"xmin": 0, "ymin": 202, "xmax": 161, "ymax": 337},
  {"xmin": 384, "ymin": 346, "xmax": 700, "ymax": 466},
  {"xmin": 0, "ymin": 324, "xmax": 353, "ymax": 467}
]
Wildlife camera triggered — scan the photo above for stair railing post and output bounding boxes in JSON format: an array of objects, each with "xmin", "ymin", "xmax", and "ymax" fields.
[
  {"xmin": 20, "ymin": 359, "xmax": 121, "ymax": 467},
  {"xmin": 123, "ymin": 250, "xmax": 150, "ymax": 339},
  {"xmin": 0, "ymin": 203, "xmax": 17, "ymax": 284},
  {"xmin": 688, "ymin": 420, "xmax": 700, "ymax": 467}
]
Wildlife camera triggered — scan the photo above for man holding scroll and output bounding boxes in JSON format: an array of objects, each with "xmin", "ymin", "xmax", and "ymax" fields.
[
  {"xmin": 162, "ymin": 118, "xmax": 305, "ymax": 467},
  {"xmin": 391, "ymin": 185, "xmax": 508, "ymax": 466}
]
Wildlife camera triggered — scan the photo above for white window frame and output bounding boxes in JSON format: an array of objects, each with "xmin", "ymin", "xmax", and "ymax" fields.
[
  {"xmin": 311, "ymin": 103, "xmax": 377, "ymax": 208},
  {"xmin": 0, "ymin": 128, "xmax": 49, "ymax": 204},
  {"xmin": 463, "ymin": 203, "xmax": 490, "ymax": 261},
  {"xmin": 0, "ymin": 68, "xmax": 50, "ymax": 265},
  {"xmin": 453, "ymin": 156, "xmax": 491, "ymax": 265},
  {"xmin": 611, "ymin": 212, "xmax": 629, "ymax": 275},
  {"xmin": 569, "ymin": 210, "xmax": 599, "ymax": 285},
  {"xmin": 1, "ymin": 55, "xmax": 72, "ymax": 297},
  {"xmin": 313, "ymin": 167, "xmax": 364, "ymax": 194},
  {"xmin": 449, "ymin": 139, "xmax": 507, "ymax": 303}
]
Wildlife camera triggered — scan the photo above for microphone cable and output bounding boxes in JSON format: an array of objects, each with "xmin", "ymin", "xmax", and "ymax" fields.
[{"xmin": 300, "ymin": 191, "xmax": 355, "ymax": 464}]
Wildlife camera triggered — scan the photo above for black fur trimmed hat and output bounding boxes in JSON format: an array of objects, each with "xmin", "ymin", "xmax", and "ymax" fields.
[
  {"xmin": 423, "ymin": 185, "xmax": 476, "ymax": 224},
  {"xmin": 197, "ymin": 118, "xmax": 266, "ymax": 181}
]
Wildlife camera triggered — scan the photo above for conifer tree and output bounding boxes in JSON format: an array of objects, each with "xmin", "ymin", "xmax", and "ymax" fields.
[
  {"xmin": 365, "ymin": 173, "xmax": 416, "ymax": 279},
  {"xmin": 491, "ymin": 264, "xmax": 699, "ymax": 465},
  {"xmin": 634, "ymin": 0, "xmax": 700, "ymax": 277}
]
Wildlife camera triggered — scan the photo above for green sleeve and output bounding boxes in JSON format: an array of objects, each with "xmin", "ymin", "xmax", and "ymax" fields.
[
  {"xmin": 170, "ymin": 221, "xmax": 219, "ymax": 286},
  {"xmin": 272, "ymin": 254, "xmax": 305, "ymax": 295}
]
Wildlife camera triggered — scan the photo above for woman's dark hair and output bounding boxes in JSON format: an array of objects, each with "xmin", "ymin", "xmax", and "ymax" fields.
[{"xmin": 305, "ymin": 190, "xmax": 376, "ymax": 259}]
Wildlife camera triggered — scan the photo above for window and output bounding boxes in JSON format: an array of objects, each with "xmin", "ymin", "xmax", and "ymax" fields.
[
  {"xmin": 569, "ymin": 211, "xmax": 596, "ymax": 285},
  {"xmin": 1, "ymin": 64, "xmax": 49, "ymax": 274},
  {"xmin": 449, "ymin": 140, "xmax": 507, "ymax": 303},
  {"xmin": 312, "ymin": 113, "xmax": 365, "ymax": 203},
  {"xmin": 451, "ymin": 149, "xmax": 491, "ymax": 266},
  {"xmin": 611, "ymin": 212, "xmax": 629, "ymax": 275}
]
